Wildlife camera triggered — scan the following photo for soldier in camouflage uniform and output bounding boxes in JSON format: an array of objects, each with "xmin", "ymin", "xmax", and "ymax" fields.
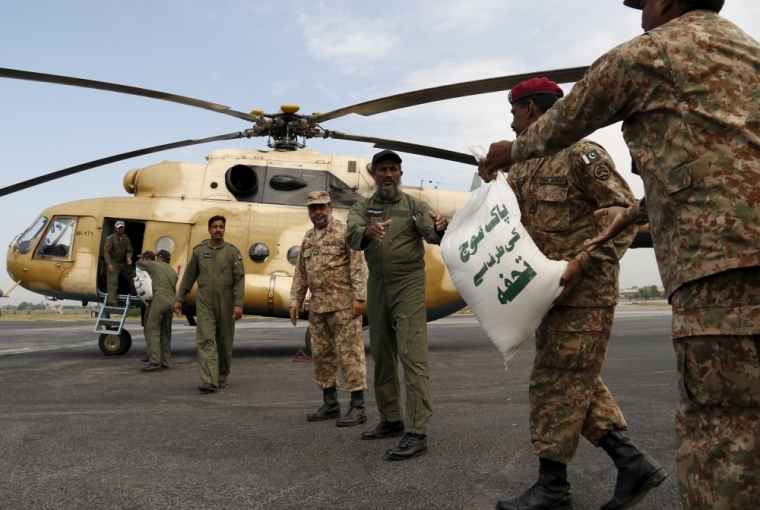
[
  {"xmin": 137, "ymin": 249, "xmax": 178, "ymax": 372},
  {"xmin": 290, "ymin": 190, "xmax": 369, "ymax": 427},
  {"xmin": 347, "ymin": 150, "xmax": 449, "ymax": 460},
  {"xmin": 484, "ymin": 78, "xmax": 666, "ymax": 510},
  {"xmin": 484, "ymin": 1, "xmax": 760, "ymax": 508},
  {"xmin": 174, "ymin": 215, "xmax": 245, "ymax": 393},
  {"xmin": 104, "ymin": 220, "xmax": 135, "ymax": 305}
]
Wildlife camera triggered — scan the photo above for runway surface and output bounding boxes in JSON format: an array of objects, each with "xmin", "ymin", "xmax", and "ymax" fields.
[{"xmin": 0, "ymin": 305, "xmax": 680, "ymax": 509}]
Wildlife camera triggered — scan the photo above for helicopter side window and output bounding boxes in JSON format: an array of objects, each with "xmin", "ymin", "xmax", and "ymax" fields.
[
  {"xmin": 34, "ymin": 217, "xmax": 77, "ymax": 260},
  {"xmin": 16, "ymin": 216, "xmax": 49, "ymax": 254}
]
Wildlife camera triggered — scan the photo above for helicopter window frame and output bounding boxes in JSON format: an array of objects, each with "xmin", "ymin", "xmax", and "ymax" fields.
[
  {"xmin": 16, "ymin": 215, "xmax": 49, "ymax": 254},
  {"xmin": 33, "ymin": 216, "xmax": 77, "ymax": 261}
]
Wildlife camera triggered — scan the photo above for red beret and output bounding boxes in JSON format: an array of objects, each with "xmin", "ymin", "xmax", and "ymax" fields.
[{"xmin": 508, "ymin": 77, "xmax": 564, "ymax": 104}]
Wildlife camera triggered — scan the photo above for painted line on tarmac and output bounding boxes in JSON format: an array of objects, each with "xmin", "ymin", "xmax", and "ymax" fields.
[{"xmin": 0, "ymin": 340, "xmax": 98, "ymax": 356}]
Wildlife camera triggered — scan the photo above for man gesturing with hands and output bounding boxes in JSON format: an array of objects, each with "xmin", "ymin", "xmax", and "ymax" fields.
[{"xmin": 346, "ymin": 150, "xmax": 448, "ymax": 460}]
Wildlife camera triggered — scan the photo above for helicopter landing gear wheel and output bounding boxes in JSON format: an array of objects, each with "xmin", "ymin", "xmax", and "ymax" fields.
[
  {"xmin": 99, "ymin": 329, "xmax": 132, "ymax": 356},
  {"xmin": 304, "ymin": 326, "xmax": 312, "ymax": 356}
]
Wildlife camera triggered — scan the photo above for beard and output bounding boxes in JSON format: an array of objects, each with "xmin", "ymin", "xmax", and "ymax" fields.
[
  {"xmin": 376, "ymin": 182, "xmax": 399, "ymax": 201},
  {"xmin": 312, "ymin": 213, "xmax": 331, "ymax": 229}
]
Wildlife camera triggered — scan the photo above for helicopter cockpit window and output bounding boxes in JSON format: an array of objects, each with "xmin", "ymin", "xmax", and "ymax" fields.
[
  {"xmin": 16, "ymin": 216, "xmax": 49, "ymax": 254},
  {"xmin": 35, "ymin": 217, "xmax": 77, "ymax": 259}
]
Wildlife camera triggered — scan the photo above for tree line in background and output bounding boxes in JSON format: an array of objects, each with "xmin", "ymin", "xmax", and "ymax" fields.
[
  {"xmin": 3, "ymin": 302, "xmax": 92, "ymax": 311},
  {"xmin": 630, "ymin": 285, "xmax": 662, "ymax": 300}
]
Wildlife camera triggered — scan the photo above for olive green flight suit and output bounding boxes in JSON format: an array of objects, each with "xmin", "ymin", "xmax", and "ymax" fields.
[
  {"xmin": 346, "ymin": 190, "xmax": 443, "ymax": 436},
  {"xmin": 136, "ymin": 260, "xmax": 179, "ymax": 367},
  {"xmin": 175, "ymin": 240, "xmax": 245, "ymax": 386},
  {"xmin": 104, "ymin": 233, "xmax": 135, "ymax": 305}
]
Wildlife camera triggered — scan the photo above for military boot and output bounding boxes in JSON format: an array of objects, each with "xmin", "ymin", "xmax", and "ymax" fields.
[
  {"xmin": 307, "ymin": 387, "xmax": 341, "ymax": 421},
  {"xmin": 336, "ymin": 390, "xmax": 367, "ymax": 427},
  {"xmin": 598, "ymin": 430, "xmax": 668, "ymax": 510},
  {"xmin": 496, "ymin": 458, "xmax": 574, "ymax": 510}
]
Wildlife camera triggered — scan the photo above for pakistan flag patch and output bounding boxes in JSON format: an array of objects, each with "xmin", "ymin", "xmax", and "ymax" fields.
[{"xmin": 581, "ymin": 149, "xmax": 600, "ymax": 165}]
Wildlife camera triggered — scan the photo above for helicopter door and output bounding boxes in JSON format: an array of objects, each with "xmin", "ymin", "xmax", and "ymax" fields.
[
  {"xmin": 261, "ymin": 166, "xmax": 328, "ymax": 206},
  {"xmin": 97, "ymin": 219, "xmax": 146, "ymax": 296},
  {"xmin": 142, "ymin": 221, "xmax": 192, "ymax": 280}
]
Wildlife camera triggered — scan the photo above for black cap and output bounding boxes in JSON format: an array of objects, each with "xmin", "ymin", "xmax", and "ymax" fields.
[
  {"xmin": 623, "ymin": 0, "xmax": 723, "ymax": 11},
  {"xmin": 138, "ymin": 250, "xmax": 155, "ymax": 260},
  {"xmin": 156, "ymin": 249, "xmax": 171, "ymax": 262},
  {"xmin": 371, "ymin": 149, "xmax": 402, "ymax": 169}
]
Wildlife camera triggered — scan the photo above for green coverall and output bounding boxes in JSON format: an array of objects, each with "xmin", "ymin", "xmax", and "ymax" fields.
[
  {"xmin": 175, "ymin": 240, "xmax": 245, "ymax": 386},
  {"xmin": 346, "ymin": 190, "xmax": 442, "ymax": 436},
  {"xmin": 104, "ymin": 232, "xmax": 135, "ymax": 305},
  {"xmin": 136, "ymin": 260, "xmax": 178, "ymax": 367}
]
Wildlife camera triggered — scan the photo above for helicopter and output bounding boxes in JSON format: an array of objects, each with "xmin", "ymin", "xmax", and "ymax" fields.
[{"xmin": 0, "ymin": 66, "xmax": 652, "ymax": 356}]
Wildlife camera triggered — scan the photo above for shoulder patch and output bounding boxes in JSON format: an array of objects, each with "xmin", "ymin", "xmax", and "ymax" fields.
[
  {"xmin": 593, "ymin": 164, "xmax": 611, "ymax": 181},
  {"xmin": 581, "ymin": 149, "xmax": 601, "ymax": 165}
]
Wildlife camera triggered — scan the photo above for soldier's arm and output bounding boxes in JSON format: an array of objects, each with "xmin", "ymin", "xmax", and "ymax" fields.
[
  {"xmin": 628, "ymin": 197, "xmax": 648, "ymax": 225},
  {"xmin": 413, "ymin": 199, "xmax": 443, "ymax": 246},
  {"xmin": 175, "ymin": 249, "xmax": 199, "ymax": 304},
  {"xmin": 103, "ymin": 239, "xmax": 112, "ymax": 264},
  {"xmin": 346, "ymin": 202, "xmax": 371, "ymax": 251},
  {"xmin": 289, "ymin": 239, "xmax": 309, "ymax": 309},
  {"xmin": 573, "ymin": 145, "xmax": 638, "ymax": 270},
  {"xmin": 512, "ymin": 36, "xmax": 664, "ymax": 163},
  {"xmin": 231, "ymin": 248, "xmax": 245, "ymax": 308},
  {"xmin": 135, "ymin": 260, "xmax": 153, "ymax": 275},
  {"xmin": 125, "ymin": 236, "xmax": 134, "ymax": 262},
  {"xmin": 348, "ymin": 247, "xmax": 368, "ymax": 303}
]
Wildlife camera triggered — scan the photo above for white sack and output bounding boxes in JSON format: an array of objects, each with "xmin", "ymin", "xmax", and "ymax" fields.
[
  {"xmin": 441, "ymin": 172, "xmax": 568, "ymax": 367},
  {"xmin": 133, "ymin": 268, "xmax": 153, "ymax": 304}
]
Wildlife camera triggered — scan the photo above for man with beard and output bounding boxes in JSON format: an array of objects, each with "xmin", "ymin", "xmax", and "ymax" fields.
[
  {"xmin": 104, "ymin": 220, "xmax": 135, "ymax": 305},
  {"xmin": 346, "ymin": 150, "xmax": 448, "ymax": 460},
  {"xmin": 483, "ymin": 1, "xmax": 760, "ymax": 507},
  {"xmin": 483, "ymin": 77, "xmax": 666, "ymax": 510},
  {"xmin": 174, "ymin": 215, "xmax": 245, "ymax": 393},
  {"xmin": 290, "ymin": 190, "xmax": 369, "ymax": 426}
]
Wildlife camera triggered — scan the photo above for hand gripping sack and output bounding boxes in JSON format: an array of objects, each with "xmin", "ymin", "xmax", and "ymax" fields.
[
  {"xmin": 133, "ymin": 267, "xmax": 153, "ymax": 304},
  {"xmin": 441, "ymin": 172, "xmax": 568, "ymax": 367}
]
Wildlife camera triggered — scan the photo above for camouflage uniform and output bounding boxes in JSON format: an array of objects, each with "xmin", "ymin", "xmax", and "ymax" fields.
[
  {"xmin": 103, "ymin": 232, "xmax": 135, "ymax": 305},
  {"xmin": 175, "ymin": 240, "xmax": 245, "ymax": 387},
  {"xmin": 136, "ymin": 259, "xmax": 178, "ymax": 367},
  {"xmin": 511, "ymin": 10, "xmax": 760, "ymax": 507},
  {"xmin": 508, "ymin": 140, "xmax": 637, "ymax": 463},
  {"xmin": 346, "ymin": 190, "xmax": 443, "ymax": 436},
  {"xmin": 290, "ymin": 217, "xmax": 369, "ymax": 392}
]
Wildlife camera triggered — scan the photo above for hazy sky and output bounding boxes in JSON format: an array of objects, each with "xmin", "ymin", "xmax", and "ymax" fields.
[{"xmin": 2, "ymin": 0, "xmax": 759, "ymax": 305}]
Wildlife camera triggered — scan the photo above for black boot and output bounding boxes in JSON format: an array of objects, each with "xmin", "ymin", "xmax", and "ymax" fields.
[
  {"xmin": 360, "ymin": 420, "xmax": 405, "ymax": 440},
  {"xmin": 598, "ymin": 430, "xmax": 668, "ymax": 510},
  {"xmin": 336, "ymin": 390, "xmax": 367, "ymax": 427},
  {"xmin": 496, "ymin": 458, "xmax": 574, "ymax": 510},
  {"xmin": 307, "ymin": 387, "xmax": 341, "ymax": 421}
]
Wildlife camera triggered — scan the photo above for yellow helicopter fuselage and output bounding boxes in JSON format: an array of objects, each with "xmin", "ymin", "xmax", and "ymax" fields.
[{"xmin": 6, "ymin": 148, "xmax": 469, "ymax": 321}]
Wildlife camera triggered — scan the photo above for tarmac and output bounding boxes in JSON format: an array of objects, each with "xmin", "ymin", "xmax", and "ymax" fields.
[{"xmin": 0, "ymin": 305, "xmax": 681, "ymax": 509}]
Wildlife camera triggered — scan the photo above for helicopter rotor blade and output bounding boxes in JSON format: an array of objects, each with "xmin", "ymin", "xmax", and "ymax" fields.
[
  {"xmin": 328, "ymin": 132, "xmax": 476, "ymax": 166},
  {"xmin": 0, "ymin": 131, "xmax": 246, "ymax": 198},
  {"xmin": 0, "ymin": 68, "xmax": 260, "ymax": 123},
  {"xmin": 314, "ymin": 66, "xmax": 589, "ymax": 123}
]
